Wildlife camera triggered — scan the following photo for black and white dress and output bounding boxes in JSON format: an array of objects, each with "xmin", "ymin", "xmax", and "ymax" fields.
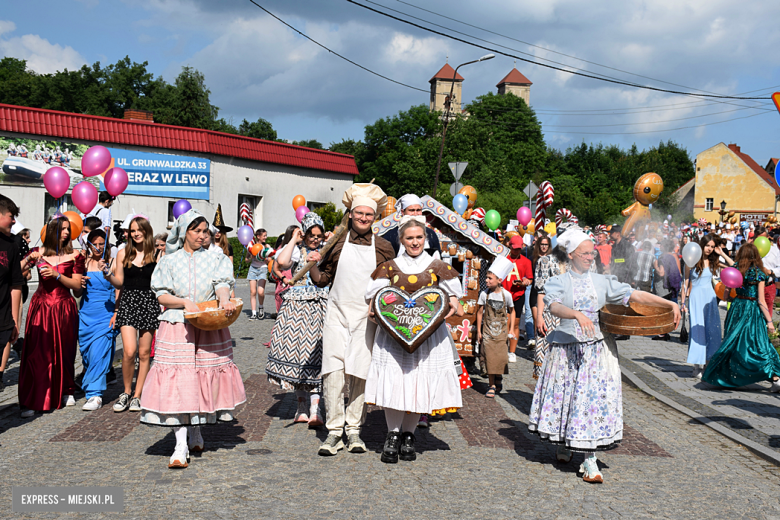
[{"xmin": 115, "ymin": 262, "xmax": 160, "ymax": 331}]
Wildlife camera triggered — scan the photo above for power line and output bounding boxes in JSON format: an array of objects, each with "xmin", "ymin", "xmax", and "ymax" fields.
[
  {"xmin": 246, "ymin": 0, "xmax": 428, "ymax": 93},
  {"xmin": 346, "ymin": 0, "xmax": 772, "ymax": 100},
  {"xmin": 394, "ymin": 0, "xmax": 773, "ymax": 104}
]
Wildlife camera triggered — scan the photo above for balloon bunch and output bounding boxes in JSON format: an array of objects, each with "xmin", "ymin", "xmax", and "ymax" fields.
[{"xmin": 293, "ymin": 195, "xmax": 309, "ymax": 222}]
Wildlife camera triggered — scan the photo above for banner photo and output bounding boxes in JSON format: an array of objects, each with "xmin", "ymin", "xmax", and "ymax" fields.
[
  {"xmin": 104, "ymin": 148, "xmax": 210, "ymax": 200},
  {"xmin": 0, "ymin": 136, "xmax": 87, "ymax": 188}
]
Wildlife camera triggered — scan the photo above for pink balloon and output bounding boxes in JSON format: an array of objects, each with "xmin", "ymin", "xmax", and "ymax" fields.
[
  {"xmin": 295, "ymin": 206, "xmax": 310, "ymax": 223},
  {"xmin": 71, "ymin": 181, "xmax": 98, "ymax": 214},
  {"xmin": 104, "ymin": 167, "xmax": 129, "ymax": 196},
  {"xmin": 720, "ymin": 267, "xmax": 743, "ymax": 289},
  {"xmin": 44, "ymin": 167, "xmax": 70, "ymax": 199},
  {"xmin": 81, "ymin": 145, "xmax": 112, "ymax": 177},
  {"xmin": 517, "ymin": 206, "xmax": 532, "ymax": 226}
]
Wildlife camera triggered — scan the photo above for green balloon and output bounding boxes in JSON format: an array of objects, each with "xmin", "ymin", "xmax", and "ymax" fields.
[
  {"xmin": 755, "ymin": 235, "xmax": 771, "ymax": 257},
  {"xmin": 485, "ymin": 209, "xmax": 501, "ymax": 231}
]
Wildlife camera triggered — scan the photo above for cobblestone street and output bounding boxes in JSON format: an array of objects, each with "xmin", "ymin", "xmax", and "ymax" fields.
[{"xmin": 1, "ymin": 283, "xmax": 780, "ymax": 518}]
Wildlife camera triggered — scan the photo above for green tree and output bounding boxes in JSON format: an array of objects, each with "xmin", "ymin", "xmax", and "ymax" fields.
[
  {"xmin": 238, "ymin": 117, "xmax": 277, "ymax": 140},
  {"xmin": 291, "ymin": 139, "xmax": 323, "ymax": 150},
  {"xmin": 156, "ymin": 66, "xmax": 218, "ymax": 129},
  {"xmin": 313, "ymin": 202, "xmax": 344, "ymax": 232}
]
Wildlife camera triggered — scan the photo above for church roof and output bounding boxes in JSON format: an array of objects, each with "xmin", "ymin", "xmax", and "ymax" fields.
[
  {"xmin": 430, "ymin": 63, "xmax": 464, "ymax": 83},
  {"xmin": 497, "ymin": 68, "xmax": 532, "ymax": 87}
]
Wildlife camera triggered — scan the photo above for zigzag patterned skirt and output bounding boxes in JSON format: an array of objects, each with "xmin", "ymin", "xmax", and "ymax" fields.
[
  {"xmin": 534, "ymin": 309, "xmax": 560, "ymax": 380},
  {"xmin": 266, "ymin": 296, "xmax": 328, "ymax": 392}
]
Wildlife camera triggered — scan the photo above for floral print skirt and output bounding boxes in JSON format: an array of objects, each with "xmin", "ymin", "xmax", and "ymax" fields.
[{"xmin": 528, "ymin": 339, "xmax": 623, "ymax": 452}]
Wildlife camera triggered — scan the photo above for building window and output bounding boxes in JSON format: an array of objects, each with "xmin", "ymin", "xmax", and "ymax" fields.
[
  {"xmin": 44, "ymin": 193, "xmax": 73, "ymax": 221},
  {"xmin": 705, "ymin": 198, "xmax": 713, "ymax": 211},
  {"xmin": 307, "ymin": 201, "xmax": 325, "ymax": 211},
  {"xmin": 167, "ymin": 201, "xmax": 176, "ymax": 228}
]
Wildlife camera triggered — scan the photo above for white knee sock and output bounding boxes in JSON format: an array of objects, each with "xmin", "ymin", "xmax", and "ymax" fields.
[
  {"xmin": 310, "ymin": 393, "xmax": 320, "ymax": 414},
  {"xmin": 401, "ymin": 412, "xmax": 418, "ymax": 434},
  {"xmin": 174, "ymin": 426, "xmax": 187, "ymax": 450},
  {"xmin": 384, "ymin": 408, "xmax": 405, "ymax": 432}
]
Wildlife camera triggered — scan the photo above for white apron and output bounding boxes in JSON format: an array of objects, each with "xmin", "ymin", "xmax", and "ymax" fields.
[{"xmin": 321, "ymin": 234, "xmax": 377, "ymax": 379}]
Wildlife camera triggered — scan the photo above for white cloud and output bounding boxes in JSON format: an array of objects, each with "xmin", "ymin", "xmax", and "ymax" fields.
[
  {"xmin": 383, "ymin": 33, "xmax": 449, "ymax": 66},
  {"xmin": 0, "ymin": 20, "xmax": 86, "ymax": 74}
]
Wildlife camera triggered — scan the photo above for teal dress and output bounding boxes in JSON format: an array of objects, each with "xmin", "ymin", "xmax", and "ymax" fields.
[{"xmin": 703, "ymin": 266, "xmax": 780, "ymax": 387}]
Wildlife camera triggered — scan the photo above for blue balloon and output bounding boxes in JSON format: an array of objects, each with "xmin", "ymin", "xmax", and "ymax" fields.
[{"xmin": 452, "ymin": 194, "xmax": 468, "ymax": 214}]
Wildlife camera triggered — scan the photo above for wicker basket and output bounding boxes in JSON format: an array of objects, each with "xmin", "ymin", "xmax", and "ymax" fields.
[
  {"xmin": 600, "ymin": 302, "xmax": 675, "ymax": 336},
  {"xmin": 184, "ymin": 298, "xmax": 243, "ymax": 331}
]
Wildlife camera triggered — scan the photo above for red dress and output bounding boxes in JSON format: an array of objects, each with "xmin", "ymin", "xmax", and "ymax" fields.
[{"xmin": 18, "ymin": 253, "xmax": 84, "ymax": 411}]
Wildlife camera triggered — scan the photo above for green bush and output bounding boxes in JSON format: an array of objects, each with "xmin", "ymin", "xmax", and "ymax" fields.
[{"xmin": 229, "ymin": 237, "xmax": 249, "ymax": 279}]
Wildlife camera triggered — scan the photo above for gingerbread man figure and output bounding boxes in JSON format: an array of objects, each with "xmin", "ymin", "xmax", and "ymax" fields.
[{"xmin": 621, "ymin": 172, "xmax": 663, "ymax": 237}]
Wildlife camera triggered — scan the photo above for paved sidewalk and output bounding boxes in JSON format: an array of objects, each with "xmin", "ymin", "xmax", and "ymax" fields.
[
  {"xmin": 617, "ymin": 306, "xmax": 780, "ymax": 459},
  {"xmin": 0, "ymin": 284, "xmax": 779, "ymax": 518}
]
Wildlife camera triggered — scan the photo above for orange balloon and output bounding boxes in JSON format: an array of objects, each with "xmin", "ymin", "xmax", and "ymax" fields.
[
  {"xmin": 383, "ymin": 196, "xmax": 397, "ymax": 218},
  {"xmin": 40, "ymin": 225, "xmax": 46, "ymax": 243},
  {"xmin": 250, "ymin": 243, "xmax": 263, "ymax": 256},
  {"xmin": 714, "ymin": 282, "xmax": 737, "ymax": 301},
  {"xmin": 292, "ymin": 195, "xmax": 306, "ymax": 211},
  {"xmin": 459, "ymin": 185, "xmax": 477, "ymax": 209},
  {"xmin": 63, "ymin": 211, "xmax": 83, "ymax": 238}
]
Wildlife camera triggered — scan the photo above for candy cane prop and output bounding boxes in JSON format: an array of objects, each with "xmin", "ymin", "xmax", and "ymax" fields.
[
  {"xmin": 535, "ymin": 181, "xmax": 554, "ymax": 231},
  {"xmin": 555, "ymin": 208, "xmax": 578, "ymax": 226},
  {"xmin": 240, "ymin": 202, "xmax": 254, "ymax": 247}
]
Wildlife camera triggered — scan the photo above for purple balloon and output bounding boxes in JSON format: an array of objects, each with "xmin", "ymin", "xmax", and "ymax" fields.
[
  {"xmin": 81, "ymin": 145, "xmax": 112, "ymax": 177},
  {"xmin": 172, "ymin": 199, "xmax": 192, "ymax": 220},
  {"xmin": 237, "ymin": 225, "xmax": 254, "ymax": 246},
  {"xmin": 44, "ymin": 166, "xmax": 70, "ymax": 199},
  {"xmin": 72, "ymin": 181, "xmax": 98, "ymax": 214},
  {"xmin": 295, "ymin": 206, "xmax": 310, "ymax": 223},
  {"xmin": 516, "ymin": 206, "xmax": 532, "ymax": 226},
  {"xmin": 104, "ymin": 167, "xmax": 129, "ymax": 197},
  {"xmin": 720, "ymin": 267, "xmax": 743, "ymax": 289}
]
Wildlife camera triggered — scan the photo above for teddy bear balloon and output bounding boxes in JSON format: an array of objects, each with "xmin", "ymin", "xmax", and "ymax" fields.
[{"xmin": 620, "ymin": 172, "xmax": 664, "ymax": 237}]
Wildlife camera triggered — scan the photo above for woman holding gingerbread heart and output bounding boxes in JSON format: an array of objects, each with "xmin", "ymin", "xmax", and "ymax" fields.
[{"xmin": 365, "ymin": 216, "xmax": 464, "ymax": 464}]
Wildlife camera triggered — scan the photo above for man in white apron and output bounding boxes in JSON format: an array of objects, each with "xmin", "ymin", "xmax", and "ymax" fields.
[{"xmin": 308, "ymin": 184, "xmax": 394, "ymax": 456}]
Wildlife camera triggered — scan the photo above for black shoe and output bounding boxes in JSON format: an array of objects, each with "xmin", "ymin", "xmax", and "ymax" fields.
[
  {"xmin": 381, "ymin": 431, "xmax": 402, "ymax": 464},
  {"xmin": 651, "ymin": 334, "xmax": 671, "ymax": 341},
  {"xmin": 399, "ymin": 432, "xmax": 416, "ymax": 461},
  {"xmin": 106, "ymin": 367, "xmax": 116, "ymax": 383},
  {"xmin": 613, "ymin": 335, "xmax": 630, "ymax": 341}
]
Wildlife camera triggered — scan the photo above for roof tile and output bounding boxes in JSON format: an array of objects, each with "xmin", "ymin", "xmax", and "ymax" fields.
[{"xmin": 0, "ymin": 103, "xmax": 358, "ymax": 175}]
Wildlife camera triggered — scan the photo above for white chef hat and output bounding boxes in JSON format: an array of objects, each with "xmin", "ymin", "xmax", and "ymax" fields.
[
  {"xmin": 488, "ymin": 255, "xmax": 513, "ymax": 281},
  {"xmin": 342, "ymin": 183, "xmax": 387, "ymax": 217},
  {"xmin": 120, "ymin": 211, "xmax": 136, "ymax": 230},
  {"xmin": 396, "ymin": 194, "xmax": 423, "ymax": 212}
]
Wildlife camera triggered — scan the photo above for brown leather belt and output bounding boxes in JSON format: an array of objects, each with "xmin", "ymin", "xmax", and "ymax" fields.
[{"xmin": 735, "ymin": 295, "xmax": 756, "ymax": 301}]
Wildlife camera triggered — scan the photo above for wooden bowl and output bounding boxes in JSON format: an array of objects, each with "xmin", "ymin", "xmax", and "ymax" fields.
[
  {"xmin": 600, "ymin": 302, "xmax": 675, "ymax": 336},
  {"xmin": 184, "ymin": 298, "xmax": 243, "ymax": 331}
]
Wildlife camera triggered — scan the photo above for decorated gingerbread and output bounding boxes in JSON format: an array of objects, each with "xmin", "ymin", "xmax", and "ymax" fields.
[{"xmin": 620, "ymin": 172, "xmax": 663, "ymax": 237}]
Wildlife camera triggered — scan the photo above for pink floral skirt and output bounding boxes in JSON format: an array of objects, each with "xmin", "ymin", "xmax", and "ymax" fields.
[{"xmin": 140, "ymin": 322, "xmax": 246, "ymax": 426}]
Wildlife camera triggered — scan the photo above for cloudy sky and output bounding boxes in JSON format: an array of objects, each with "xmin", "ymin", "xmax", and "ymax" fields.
[{"xmin": 3, "ymin": 0, "xmax": 779, "ymax": 166}]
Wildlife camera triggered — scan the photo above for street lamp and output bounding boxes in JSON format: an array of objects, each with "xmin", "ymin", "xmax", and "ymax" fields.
[
  {"xmin": 432, "ymin": 54, "xmax": 495, "ymax": 199},
  {"xmin": 719, "ymin": 200, "xmax": 727, "ymax": 222}
]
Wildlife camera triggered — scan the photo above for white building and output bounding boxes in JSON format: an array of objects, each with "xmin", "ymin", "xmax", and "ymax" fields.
[{"xmin": 0, "ymin": 104, "xmax": 357, "ymax": 241}]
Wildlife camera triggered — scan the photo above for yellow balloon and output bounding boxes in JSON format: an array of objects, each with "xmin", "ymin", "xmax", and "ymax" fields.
[{"xmin": 544, "ymin": 222, "xmax": 556, "ymax": 236}]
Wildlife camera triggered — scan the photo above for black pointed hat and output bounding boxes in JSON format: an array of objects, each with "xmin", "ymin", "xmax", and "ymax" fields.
[{"xmin": 213, "ymin": 204, "xmax": 233, "ymax": 233}]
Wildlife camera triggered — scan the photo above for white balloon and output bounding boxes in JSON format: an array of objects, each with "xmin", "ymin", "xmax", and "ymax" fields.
[{"xmin": 682, "ymin": 242, "xmax": 702, "ymax": 268}]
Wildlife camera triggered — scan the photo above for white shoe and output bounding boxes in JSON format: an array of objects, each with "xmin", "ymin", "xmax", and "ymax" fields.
[
  {"xmin": 168, "ymin": 446, "xmax": 189, "ymax": 468},
  {"xmin": 527, "ymin": 339, "xmax": 536, "ymax": 347},
  {"xmin": 20, "ymin": 409, "xmax": 34, "ymax": 418},
  {"xmin": 555, "ymin": 445, "xmax": 573, "ymax": 463},
  {"xmin": 82, "ymin": 396, "xmax": 103, "ymax": 411},
  {"xmin": 217, "ymin": 411, "xmax": 233, "ymax": 422},
  {"xmin": 770, "ymin": 380, "xmax": 780, "ymax": 393},
  {"xmin": 62, "ymin": 395, "xmax": 76, "ymax": 407},
  {"xmin": 508, "ymin": 352, "xmax": 517, "ymax": 363},
  {"xmin": 581, "ymin": 457, "xmax": 603, "ymax": 483}
]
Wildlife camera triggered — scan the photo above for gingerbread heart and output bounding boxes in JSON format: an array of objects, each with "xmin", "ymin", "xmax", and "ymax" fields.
[{"xmin": 373, "ymin": 286, "xmax": 450, "ymax": 353}]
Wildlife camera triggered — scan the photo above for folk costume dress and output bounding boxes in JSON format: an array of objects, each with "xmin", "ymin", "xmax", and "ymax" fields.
[
  {"xmin": 533, "ymin": 254, "xmax": 566, "ymax": 379},
  {"xmin": 528, "ymin": 270, "xmax": 634, "ymax": 452},
  {"xmin": 266, "ymin": 243, "xmax": 329, "ymax": 391},
  {"xmin": 703, "ymin": 266, "xmax": 780, "ymax": 387},
  {"xmin": 686, "ymin": 266, "xmax": 722, "ymax": 365},
  {"xmin": 78, "ymin": 268, "xmax": 118, "ymax": 399},
  {"xmin": 365, "ymin": 251, "xmax": 463, "ymax": 415},
  {"xmin": 139, "ymin": 245, "xmax": 246, "ymax": 426},
  {"xmin": 18, "ymin": 252, "xmax": 84, "ymax": 411}
]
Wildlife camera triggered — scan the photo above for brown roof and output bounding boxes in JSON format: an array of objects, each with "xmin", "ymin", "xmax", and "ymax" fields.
[
  {"xmin": 429, "ymin": 63, "xmax": 464, "ymax": 83},
  {"xmin": 727, "ymin": 144, "xmax": 780, "ymax": 195},
  {"xmin": 497, "ymin": 68, "xmax": 532, "ymax": 87}
]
